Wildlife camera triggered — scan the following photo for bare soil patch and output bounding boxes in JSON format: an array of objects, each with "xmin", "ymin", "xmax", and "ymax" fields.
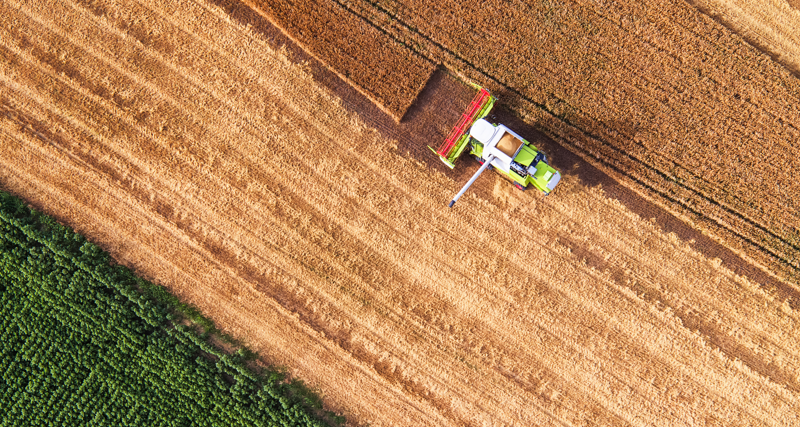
[{"xmin": 2, "ymin": 0, "xmax": 800, "ymax": 426}]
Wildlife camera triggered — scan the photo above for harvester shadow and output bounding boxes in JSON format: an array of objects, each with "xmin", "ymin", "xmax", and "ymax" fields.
[
  {"xmin": 210, "ymin": 0, "xmax": 789, "ymax": 304},
  {"xmin": 490, "ymin": 108, "xmax": 788, "ymax": 297},
  {"xmin": 406, "ymin": 78, "xmax": 789, "ymax": 297}
]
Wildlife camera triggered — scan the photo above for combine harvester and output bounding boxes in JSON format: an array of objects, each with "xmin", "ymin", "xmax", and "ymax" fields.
[{"xmin": 431, "ymin": 86, "xmax": 561, "ymax": 207}]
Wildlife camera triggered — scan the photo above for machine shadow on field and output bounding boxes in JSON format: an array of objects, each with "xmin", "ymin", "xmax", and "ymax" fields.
[
  {"xmin": 210, "ymin": 0, "xmax": 791, "ymax": 304},
  {"xmin": 488, "ymin": 108, "xmax": 791, "ymax": 301}
]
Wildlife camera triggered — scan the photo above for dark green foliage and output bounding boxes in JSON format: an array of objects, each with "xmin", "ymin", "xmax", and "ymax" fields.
[{"xmin": 0, "ymin": 192, "xmax": 340, "ymax": 427}]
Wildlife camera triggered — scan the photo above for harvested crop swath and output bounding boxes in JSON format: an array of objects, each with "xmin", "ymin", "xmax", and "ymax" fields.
[
  {"xmin": 1, "ymin": 0, "xmax": 800, "ymax": 425},
  {"xmin": 241, "ymin": 0, "xmax": 435, "ymax": 121},
  {"xmin": 333, "ymin": 0, "xmax": 800, "ymax": 288},
  {"xmin": 0, "ymin": 192, "xmax": 333, "ymax": 426}
]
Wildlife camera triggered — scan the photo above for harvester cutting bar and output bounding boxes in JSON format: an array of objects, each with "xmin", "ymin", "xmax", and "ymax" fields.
[{"xmin": 435, "ymin": 88, "xmax": 494, "ymax": 167}]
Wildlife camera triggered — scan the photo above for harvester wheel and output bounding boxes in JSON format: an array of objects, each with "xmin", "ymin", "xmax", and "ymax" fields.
[{"xmin": 514, "ymin": 182, "xmax": 527, "ymax": 191}]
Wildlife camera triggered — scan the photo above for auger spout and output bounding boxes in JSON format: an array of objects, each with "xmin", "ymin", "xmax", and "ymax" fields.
[{"xmin": 449, "ymin": 155, "xmax": 496, "ymax": 208}]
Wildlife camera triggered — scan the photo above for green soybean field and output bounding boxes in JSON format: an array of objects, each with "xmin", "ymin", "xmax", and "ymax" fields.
[{"xmin": 0, "ymin": 191, "xmax": 340, "ymax": 427}]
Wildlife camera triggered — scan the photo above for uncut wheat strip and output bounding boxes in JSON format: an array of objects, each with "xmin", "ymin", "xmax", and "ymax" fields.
[
  {"xmin": 528, "ymin": 3, "xmax": 800, "ymax": 183},
  {"xmin": 450, "ymin": 0, "xmax": 800, "ymax": 199},
  {"xmin": 561, "ymin": 0, "xmax": 800, "ymax": 126},
  {"xmin": 544, "ymin": 0, "xmax": 800, "ymax": 264},
  {"xmin": 564, "ymin": 0, "xmax": 800, "ymax": 217},
  {"xmin": 241, "ymin": 0, "xmax": 436, "ymax": 121},
  {"xmin": 346, "ymin": 0, "xmax": 776, "ymax": 206},
  {"xmin": 4, "ymin": 97, "xmax": 450, "ymax": 427},
  {"xmin": 367, "ymin": 0, "xmax": 800, "ymax": 186},
  {"xmin": 689, "ymin": 0, "xmax": 800, "ymax": 72}
]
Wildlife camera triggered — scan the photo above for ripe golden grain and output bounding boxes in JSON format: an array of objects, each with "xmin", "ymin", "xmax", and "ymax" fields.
[{"xmin": 0, "ymin": 0, "xmax": 799, "ymax": 426}]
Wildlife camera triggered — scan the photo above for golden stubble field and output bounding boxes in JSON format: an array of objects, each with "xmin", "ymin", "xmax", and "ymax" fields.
[{"xmin": 1, "ymin": 0, "xmax": 799, "ymax": 425}]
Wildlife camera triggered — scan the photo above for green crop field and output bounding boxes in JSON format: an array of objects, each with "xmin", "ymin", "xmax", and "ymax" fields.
[{"xmin": 0, "ymin": 192, "xmax": 340, "ymax": 427}]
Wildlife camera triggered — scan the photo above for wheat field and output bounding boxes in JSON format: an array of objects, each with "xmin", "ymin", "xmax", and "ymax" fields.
[
  {"xmin": 1, "ymin": 0, "xmax": 799, "ymax": 425},
  {"xmin": 688, "ymin": 0, "xmax": 800, "ymax": 75}
]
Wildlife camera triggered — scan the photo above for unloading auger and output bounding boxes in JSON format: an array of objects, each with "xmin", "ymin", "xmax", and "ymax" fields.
[{"xmin": 430, "ymin": 86, "xmax": 562, "ymax": 207}]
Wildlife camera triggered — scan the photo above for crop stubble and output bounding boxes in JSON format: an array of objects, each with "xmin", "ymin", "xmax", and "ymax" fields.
[
  {"xmin": 286, "ymin": 0, "xmax": 800, "ymax": 290},
  {"xmin": 1, "ymin": 0, "xmax": 799, "ymax": 426}
]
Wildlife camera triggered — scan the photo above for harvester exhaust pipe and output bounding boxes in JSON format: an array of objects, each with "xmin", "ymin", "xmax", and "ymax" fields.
[{"xmin": 449, "ymin": 155, "xmax": 496, "ymax": 208}]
